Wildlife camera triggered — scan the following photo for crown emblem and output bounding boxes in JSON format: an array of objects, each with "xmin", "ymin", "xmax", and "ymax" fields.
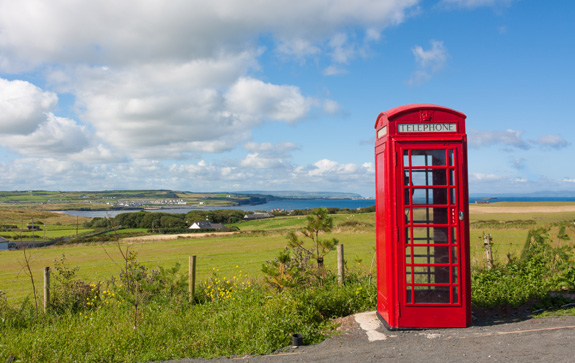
[{"xmin": 421, "ymin": 110, "xmax": 433, "ymax": 122}]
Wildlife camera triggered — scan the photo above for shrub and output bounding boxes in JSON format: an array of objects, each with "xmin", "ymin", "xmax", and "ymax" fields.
[{"xmin": 472, "ymin": 224, "xmax": 575, "ymax": 307}]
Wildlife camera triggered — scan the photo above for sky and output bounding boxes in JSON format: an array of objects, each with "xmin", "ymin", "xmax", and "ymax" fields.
[{"xmin": 0, "ymin": 0, "xmax": 574, "ymax": 198}]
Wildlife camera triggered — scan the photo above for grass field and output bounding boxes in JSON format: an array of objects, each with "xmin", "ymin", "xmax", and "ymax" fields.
[{"xmin": 1, "ymin": 202, "xmax": 575, "ymax": 305}]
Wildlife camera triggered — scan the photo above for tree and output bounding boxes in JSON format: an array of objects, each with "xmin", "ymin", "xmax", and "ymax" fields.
[
  {"xmin": 287, "ymin": 207, "xmax": 339, "ymax": 269},
  {"xmin": 262, "ymin": 207, "xmax": 339, "ymax": 290}
]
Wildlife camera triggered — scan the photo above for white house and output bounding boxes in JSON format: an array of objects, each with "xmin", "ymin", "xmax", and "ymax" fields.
[{"xmin": 189, "ymin": 219, "xmax": 226, "ymax": 230}]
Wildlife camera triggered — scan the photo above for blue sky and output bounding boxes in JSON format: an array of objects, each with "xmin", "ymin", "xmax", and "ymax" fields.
[{"xmin": 0, "ymin": 0, "xmax": 573, "ymax": 198}]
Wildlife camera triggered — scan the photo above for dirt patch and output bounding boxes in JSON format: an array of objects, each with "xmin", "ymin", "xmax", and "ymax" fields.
[{"xmin": 334, "ymin": 314, "xmax": 360, "ymax": 333}]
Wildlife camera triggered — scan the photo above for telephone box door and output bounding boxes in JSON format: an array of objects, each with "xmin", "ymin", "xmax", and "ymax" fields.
[{"xmin": 397, "ymin": 142, "xmax": 469, "ymax": 328}]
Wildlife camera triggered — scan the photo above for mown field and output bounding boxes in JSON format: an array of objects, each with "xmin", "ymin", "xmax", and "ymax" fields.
[{"xmin": 1, "ymin": 202, "xmax": 575, "ymax": 305}]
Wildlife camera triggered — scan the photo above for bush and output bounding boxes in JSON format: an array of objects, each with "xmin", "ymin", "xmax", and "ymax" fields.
[
  {"xmin": 0, "ymin": 261, "xmax": 376, "ymax": 362},
  {"xmin": 472, "ymin": 224, "xmax": 575, "ymax": 307}
]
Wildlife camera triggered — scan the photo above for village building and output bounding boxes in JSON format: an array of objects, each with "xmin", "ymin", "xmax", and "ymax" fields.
[
  {"xmin": 243, "ymin": 212, "xmax": 274, "ymax": 220},
  {"xmin": 188, "ymin": 219, "xmax": 226, "ymax": 230}
]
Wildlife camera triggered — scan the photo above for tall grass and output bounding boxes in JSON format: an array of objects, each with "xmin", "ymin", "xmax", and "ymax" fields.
[{"xmin": 0, "ymin": 262, "xmax": 375, "ymax": 362}]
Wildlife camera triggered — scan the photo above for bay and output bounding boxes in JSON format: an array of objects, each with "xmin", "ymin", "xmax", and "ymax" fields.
[
  {"xmin": 60, "ymin": 199, "xmax": 376, "ymax": 218},
  {"xmin": 58, "ymin": 196, "xmax": 575, "ymax": 218}
]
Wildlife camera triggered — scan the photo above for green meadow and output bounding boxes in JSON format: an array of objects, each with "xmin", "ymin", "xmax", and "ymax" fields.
[{"xmin": 1, "ymin": 202, "xmax": 575, "ymax": 305}]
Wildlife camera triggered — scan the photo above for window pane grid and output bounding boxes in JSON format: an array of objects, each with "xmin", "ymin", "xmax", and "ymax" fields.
[{"xmin": 402, "ymin": 147, "xmax": 460, "ymax": 305}]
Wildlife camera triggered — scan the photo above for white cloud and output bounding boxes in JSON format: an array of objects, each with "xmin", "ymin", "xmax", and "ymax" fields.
[
  {"xmin": 322, "ymin": 65, "xmax": 347, "ymax": 76},
  {"xmin": 0, "ymin": 0, "xmax": 421, "ymax": 164},
  {"xmin": 470, "ymin": 172, "xmax": 506, "ymax": 182},
  {"xmin": 322, "ymin": 99, "xmax": 342, "ymax": 114},
  {"xmin": 299, "ymin": 159, "xmax": 374, "ymax": 181},
  {"xmin": 276, "ymin": 39, "xmax": 321, "ymax": 61},
  {"xmin": 240, "ymin": 142, "xmax": 298, "ymax": 169},
  {"xmin": 0, "ymin": 0, "xmax": 420, "ymax": 72},
  {"xmin": 532, "ymin": 134, "xmax": 570, "ymax": 149},
  {"xmin": 0, "ymin": 0, "xmax": 422, "ymax": 194},
  {"xmin": 240, "ymin": 153, "xmax": 288, "ymax": 169},
  {"xmin": 468, "ymin": 128, "xmax": 530, "ymax": 149},
  {"xmin": 0, "ymin": 78, "xmax": 58, "ymax": 134},
  {"xmin": 68, "ymin": 144, "xmax": 126, "ymax": 164},
  {"xmin": 469, "ymin": 129, "xmax": 570, "ymax": 150},
  {"xmin": 243, "ymin": 142, "xmax": 298, "ymax": 153},
  {"xmin": 408, "ymin": 40, "xmax": 449, "ymax": 85},
  {"xmin": 0, "ymin": 113, "xmax": 92, "ymax": 157},
  {"xmin": 563, "ymin": 178, "xmax": 575, "ymax": 183},
  {"xmin": 225, "ymin": 77, "xmax": 311, "ymax": 123},
  {"xmin": 58, "ymin": 63, "xmax": 316, "ymax": 158}
]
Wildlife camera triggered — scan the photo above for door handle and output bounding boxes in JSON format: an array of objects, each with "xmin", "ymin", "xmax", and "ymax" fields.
[{"xmin": 458, "ymin": 211, "xmax": 464, "ymax": 221}]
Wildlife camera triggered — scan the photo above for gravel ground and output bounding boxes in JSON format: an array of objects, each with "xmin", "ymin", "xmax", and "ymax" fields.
[{"xmin": 157, "ymin": 310, "xmax": 575, "ymax": 363}]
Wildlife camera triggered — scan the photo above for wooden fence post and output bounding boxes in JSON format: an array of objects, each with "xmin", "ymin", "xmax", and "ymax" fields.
[
  {"xmin": 483, "ymin": 233, "xmax": 493, "ymax": 270},
  {"xmin": 43, "ymin": 267, "xmax": 50, "ymax": 312},
  {"xmin": 337, "ymin": 244, "xmax": 344, "ymax": 285},
  {"xmin": 189, "ymin": 256, "xmax": 196, "ymax": 303}
]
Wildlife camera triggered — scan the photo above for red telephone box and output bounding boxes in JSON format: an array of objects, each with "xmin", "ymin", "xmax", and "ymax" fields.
[{"xmin": 374, "ymin": 104, "xmax": 471, "ymax": 329}]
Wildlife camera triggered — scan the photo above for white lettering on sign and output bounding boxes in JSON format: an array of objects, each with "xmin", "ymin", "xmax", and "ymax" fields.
[{"xmin": 398, "ymin": 123, "xmax": 457, "ymax": 133}]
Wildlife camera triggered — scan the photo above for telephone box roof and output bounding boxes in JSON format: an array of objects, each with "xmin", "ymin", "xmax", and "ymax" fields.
[{"xmin": 375, "ymin": 103, "xmax": 466, "ymax": 128}]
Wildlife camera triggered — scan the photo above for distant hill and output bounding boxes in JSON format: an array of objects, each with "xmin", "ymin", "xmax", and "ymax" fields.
[
  {"xmin": 235, "ymin": 191, "xmax": 364, "ymax": 199},
  {"xmin": 471, "ymin": 190, "xmax": 575, "ymax": 199}
]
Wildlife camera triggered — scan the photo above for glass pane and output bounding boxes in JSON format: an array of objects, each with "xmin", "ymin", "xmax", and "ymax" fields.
[
  {"xmin": 412, "ymin": 246, "xmax": 449, "ymax": 263},
  {"xmin": 411, "ymin": 150, "xmax": 447, "ymax": 166},
  {"xmin": 414, "ymin": 266, "xmax": 433, "ymax": 283},
  {"xmin": 449, "ymin": 150, "xmax": 454, "ymax": 166},
  {"xmin": 412, "ymin": 170, "xmax": 448, "ymax": 186},
  {"xmin": 451, "ymin": 227, "xmax": 457, "ymax": 243},
  {"xmin": 450, "ymin": 188, "xmax": 455, "ymax": 205},
  {"xmin": 413, "ymin": 285, "xmax": 450, "ymax": 304},
  {"xmin": 413, "ymin": 266, "xmax": 451, "ymax": 284},
  {"xmin": 452, "ymin": 266, "xmax": 458, "ymax": 283},
  {"xmin": 413, "ymin": 227, "xmax": 432, "ymax": 244},
  {"xmin": 449, "ymin": 169, "xmax": 455, "ymax": 186},
  {"xmin": 452, "ymin": 287, "xmax": 459, "ymax": 304},
  {"xmin": 411, "ymin": 170, "xmax": 431, "ymax": 186},
  {"xmin": 406, "ymin": 266, "xmax": 412, "ymax": 284},
  {"xmin": 406, "ymin": 288, "xmax": 412, "ymax": 303},
  {"xmin": 412, "ymin": 207, "xmax": 432, "ymax": 224},
  {"xmin": 412, "ymin": 188, "xmax": 429, "ymax": 205},
  {"xmin": 411, "ymin": 207, "xmax": 448, "ymax": 225},
  {"xmin": 404, "ymin": 208, "xmax": 411, "ymax": 224},
  {"xmin": 403, "ymin": 150, "xmax": 410, "ymax": 167},
  {"xmin": 412, "ymin": 188, "xmax": 448, "ymax": 205},
  {"xmin": 412, "ymin": 227, "xmax": 449, "ymax": 244},
  {"xmin": 433, "ymin": 208, "xmax": 448, "ymax": 224}
]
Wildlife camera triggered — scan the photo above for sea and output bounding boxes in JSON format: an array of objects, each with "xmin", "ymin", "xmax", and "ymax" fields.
[
  {"xmin": 59, "ymin": 196, "xmax": 575, "ymax": 218},
  {"xmin": 59, "ymin": 199, "xmax": 376, "ymax": 218}
]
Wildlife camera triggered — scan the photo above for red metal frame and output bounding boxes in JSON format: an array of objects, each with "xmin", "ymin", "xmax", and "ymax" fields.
[{"xmin": 375, "ymin": 104, "xmax": 471, "ymax": 329}]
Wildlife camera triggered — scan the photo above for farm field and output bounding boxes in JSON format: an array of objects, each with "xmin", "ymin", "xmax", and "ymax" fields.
[{"xmin": 1, "ymin": 202, "xmax": 575, "ymax": 305}]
